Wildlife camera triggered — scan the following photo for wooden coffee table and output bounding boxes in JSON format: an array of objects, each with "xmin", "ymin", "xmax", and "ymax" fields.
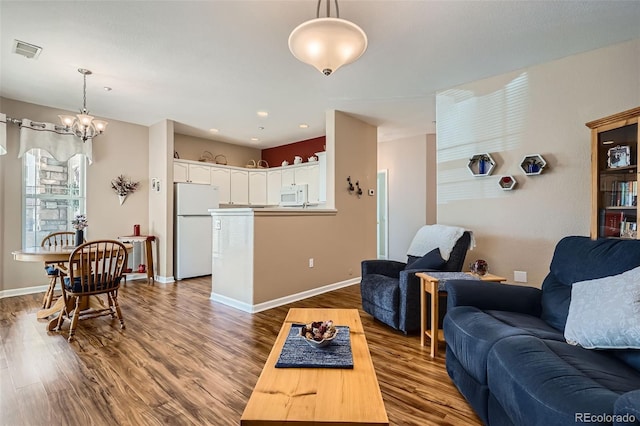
[
  {"xmin": 416, "ymin": 272, "xmax": 506, "ymax": 358},
  {"xmin": 241, "ymin": 308, "xmax": 389, "ymax": 425}
]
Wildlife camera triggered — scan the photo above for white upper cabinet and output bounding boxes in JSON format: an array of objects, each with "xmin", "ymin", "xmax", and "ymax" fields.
[
  {"xmin": 211, "ymin": 167, "xmax": 231, "ymax": 204},
  {"xmin": 249, "ymin": 171, "xmax": 267, "ymax": 205},
  {"xmin": 173, "ymin": 154, "xmax": 325, "ymax": 206},
  {"xmin": 173, "ymin": 160, "xmax": 211, "ymax": 184},
  {"xmin": 230, "ymin": 169, "xmax": 249, "ymax": 205},
  {"xmin": 266, "ymin": 169, "xmax": 282, "ymax": 205}
]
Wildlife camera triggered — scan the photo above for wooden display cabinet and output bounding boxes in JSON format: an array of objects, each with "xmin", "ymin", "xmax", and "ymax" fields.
[{"xmin": 586, "ymin": 107, "xmax": 640, "ymax": 240}]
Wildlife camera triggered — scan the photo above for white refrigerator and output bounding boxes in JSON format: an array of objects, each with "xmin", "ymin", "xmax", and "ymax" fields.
[{"xmin": 174, "ymin": 183, "xmax": 219, "ymax": 280}]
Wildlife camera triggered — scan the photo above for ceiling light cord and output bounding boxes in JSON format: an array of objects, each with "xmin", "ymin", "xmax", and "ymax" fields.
[{"xmin": 316, "ymin": 0, "xmax": 339, "ymax": 19}]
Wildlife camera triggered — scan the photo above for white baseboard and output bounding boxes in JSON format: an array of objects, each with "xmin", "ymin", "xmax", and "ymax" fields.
[
  {"xmin": 0, "ymin": 284, "xmax": 49, "ymax": 299},
  {"xmin": 210, "ymin": 277, "xmax": 361, "ymax": 313},
  {"xmin": 0, "ymin": 276, "xmax": 176, "ymax": 299}
]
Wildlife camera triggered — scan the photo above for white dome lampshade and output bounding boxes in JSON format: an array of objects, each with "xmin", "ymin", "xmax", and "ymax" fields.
[{"xmin": 289, "ymin": 16, "xmax": 367, "ymax": 76}]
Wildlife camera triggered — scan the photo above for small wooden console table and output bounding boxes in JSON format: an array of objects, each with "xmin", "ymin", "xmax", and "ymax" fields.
[
  {"xmin": 416, "ymin": 272, "xmax": 506, "ymax": 358},
  {"xmin": 117, "ymin": 235, "xmax": 156, "ymax": 283}
]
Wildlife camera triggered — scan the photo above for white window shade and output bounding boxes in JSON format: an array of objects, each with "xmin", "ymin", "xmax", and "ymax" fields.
[{"xmin": 18, "ymin": 118, "xmax": 92, "ymax": 164}]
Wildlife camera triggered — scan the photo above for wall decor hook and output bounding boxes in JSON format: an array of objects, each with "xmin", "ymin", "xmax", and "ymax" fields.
[{"xmin": 347, "ymin": 176, "xmax": 355, "ymax": 192}]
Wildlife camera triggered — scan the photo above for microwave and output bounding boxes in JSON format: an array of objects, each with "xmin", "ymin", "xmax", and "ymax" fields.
[{"xmin": 280, "ymin": 184, "xmax": 308, "ymax": 207}]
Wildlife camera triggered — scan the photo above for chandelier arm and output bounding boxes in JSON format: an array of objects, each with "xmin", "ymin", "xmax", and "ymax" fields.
[
  {"xmin": 334, "ymin": 0, "xmax": 339, "ymax": 18},
  {"xmin": 316, "ymin": 0, "xmax": 321, "ymax": 18}
]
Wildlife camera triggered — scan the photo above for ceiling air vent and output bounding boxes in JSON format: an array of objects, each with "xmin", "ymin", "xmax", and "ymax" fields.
[{"xmin": 12, "ymin": 39, "xmax": 42, "ymax": 59}]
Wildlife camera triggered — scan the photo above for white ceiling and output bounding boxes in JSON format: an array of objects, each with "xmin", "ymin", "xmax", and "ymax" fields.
[{"xmin": 1, "ymin": 1, "xmax": 639, "ymax": 149}]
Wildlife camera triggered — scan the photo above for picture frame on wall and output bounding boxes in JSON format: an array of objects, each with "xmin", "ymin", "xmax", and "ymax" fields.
[{"xmin": 607, "ymin": 145, "xmax": 631, "ymax": 168}]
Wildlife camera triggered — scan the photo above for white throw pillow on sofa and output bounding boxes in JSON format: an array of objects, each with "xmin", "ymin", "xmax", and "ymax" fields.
[{"xmin": 564, "ymin": 265, "xmax": 640, "ymax": 349}]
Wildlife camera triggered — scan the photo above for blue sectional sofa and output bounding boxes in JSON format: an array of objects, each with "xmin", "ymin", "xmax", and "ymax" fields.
[{"xmin": 444, "ymin": 236, "xmax": 640, "ymax": 426}]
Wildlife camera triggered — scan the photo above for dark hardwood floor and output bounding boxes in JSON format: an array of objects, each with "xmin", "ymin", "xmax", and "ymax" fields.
[{"xmin": 0, "ymin": 277, "xmax": 481, "ymax": 425}]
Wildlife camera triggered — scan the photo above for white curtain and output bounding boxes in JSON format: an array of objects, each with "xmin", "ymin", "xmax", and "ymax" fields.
[
  {"xmin": 18, "ymin": 118, "xmax": 92, "ymax": 163},
  {"xmin": 0, "ymin": 113, "xmax": 6, "ymax": 155}
]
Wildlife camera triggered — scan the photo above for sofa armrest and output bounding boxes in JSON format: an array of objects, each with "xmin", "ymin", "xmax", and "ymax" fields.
[
  {"xmin": 445, "ymin": 280, "xmax": 542, "ymax": 317},
  {"xmin": 615, "ymin": 390, "xmax": 640, "ymax": 425},
  {"xmin": 361, "ymin": 259, "xmax": 406, "ymax": 278}
]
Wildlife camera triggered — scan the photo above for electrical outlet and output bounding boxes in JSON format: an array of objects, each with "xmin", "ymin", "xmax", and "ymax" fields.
[
  {"xmin": 309, "ymin": 258, "xmax": 314, "ymax": 268},
  {"xmin": 214, "ymin": 220, "xmax": 221, "ymax": 230},
  {"xmin": 514, "ymin": 271, "xmax": 527, "ymax": 283}
]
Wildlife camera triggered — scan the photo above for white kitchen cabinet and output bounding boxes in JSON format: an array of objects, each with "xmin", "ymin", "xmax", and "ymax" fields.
[
  {"xmin": 316, "ymin": 152, "xmax": 327, "ymax": 203},
  {"xmin": 293, "ymin": 164, "xmax": 320, "ymax": 204},
  {"xmin": 266, "ymin": 169, "xmax": 282, "ymax": 205},
  {"xmin": 281, "ymin": 168, "xmax": 295, "ymax": 186},
  {"xmin": 274, "ymin": 163, "xmax": 321, "ymax": 204},
  {"xmin": 211, "ymin": 166, "xmax": 231, "ymax": 203},
  {"xmin": 173, "ymin": 160, "xmax": 211, "ymax": 184},
  {"xmin": 230, "ymin": 169, "xmax": 249, "ymax": 204},
  {"xmin": 174, "ymin": 161, "xmax": 189, "ymax": 183},
  {"xmin": 188, "ymin": 164, "xmax": 212, "ymax": 184},
  {"xmin": 249, "ymin": 171, "xmax": 267, "ymax": 205}
]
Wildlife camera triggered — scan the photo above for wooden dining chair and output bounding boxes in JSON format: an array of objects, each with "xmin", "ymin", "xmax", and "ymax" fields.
[
  {"xmin": 40, "ymin": 231, "xmax": 77, "ymax": 309},
  {"xmin": 55, "ymin": 239, "xmax": 128, "ymax": 342}
]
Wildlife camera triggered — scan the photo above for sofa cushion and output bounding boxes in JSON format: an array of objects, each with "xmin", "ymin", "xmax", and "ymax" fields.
[
  {"xmin": 444, "ymin": 306, "xmax": 563, "ymax": 386},
  {"xmin": 564, "ymin": 265, "xmax": 640, "ymax": 349},
  {"xmin": 488, "ymin": 335, "xmax": 640, "ymax": 426},
  {"xmin": 405, "ymin": 248, "xmax": 445, "ymax": 271},
  {"xmin": 540, "ymin": 236, "xmax": 640, "ymax": 332}
]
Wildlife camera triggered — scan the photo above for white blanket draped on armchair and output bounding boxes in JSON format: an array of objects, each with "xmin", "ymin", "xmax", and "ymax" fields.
[
  {"xmin": 407, "ymin": 224, "xmax": 475, "ymax": 261},
  {"xmin": 18, "ymin": 118, "xmax": 92, "ymax": 163}
]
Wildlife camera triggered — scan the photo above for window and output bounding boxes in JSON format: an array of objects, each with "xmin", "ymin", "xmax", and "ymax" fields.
[{"xmin": 23, "ymin": 149, "xmax": 86, "ymax": 247}]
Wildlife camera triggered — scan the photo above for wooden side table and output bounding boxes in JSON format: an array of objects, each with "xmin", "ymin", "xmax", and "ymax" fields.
[
  {"xmin": 117, "ymin": 235, "xmax": 156, "ymax": 283},
  {"xmin": 416, "ymin": 272, "xmax": 506, "ymax": 358}
]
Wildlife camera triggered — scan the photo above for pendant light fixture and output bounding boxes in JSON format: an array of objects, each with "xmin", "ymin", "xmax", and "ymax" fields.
[
  {"xmin": 58, "ymin": 68, "xmax": 108, "ymax": 142},
  {"xmin": 288, "ymin": 0, "xmax": 367, "ymax": 76}
]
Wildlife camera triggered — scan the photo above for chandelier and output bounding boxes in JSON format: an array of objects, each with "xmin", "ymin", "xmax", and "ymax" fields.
[
  {"xmin": 288, "ymin": 0, "xmax": 367, "ymax": 76},
  {"xmin": 58, "ymin": 68, "xmax": 108, "ymax": 142}
]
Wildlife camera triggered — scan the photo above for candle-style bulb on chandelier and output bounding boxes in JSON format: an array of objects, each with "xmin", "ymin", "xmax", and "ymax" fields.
[
  {"xmin": 288, "ymin": 0, "xmax": 368, "ymax": 76},
  {"xmin": 58, "ymin": 68, "xmax": 108, "ymax": 142}
]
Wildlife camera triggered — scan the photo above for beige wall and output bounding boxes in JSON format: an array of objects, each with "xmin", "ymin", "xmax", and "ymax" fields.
[
  {"xmin": 252, "ymin": 111, "xmax": 377, "ymax": 304},
  {"xmin": 378, "ymin": 134, "xmax": 434, "ymax": 261},
  {"xmin": 436, "ymin": 39, "xmax": 640, "ymax": 287},
  {"xmin": 149, "ymin": 120, "xmax": 174, "ymax": 280},
  {"xmin": 174, "ymin": 133, "xmax": 261, "ymax": 168},
  {"xmin": 1, "ymin": 97, "xmax": 148, "ymax": 292}
]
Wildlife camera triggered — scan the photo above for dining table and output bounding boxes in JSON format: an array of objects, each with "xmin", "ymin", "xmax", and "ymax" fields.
[{"xmin": 12, "ymin": 243, "xmax": 133, "ymax": 330}]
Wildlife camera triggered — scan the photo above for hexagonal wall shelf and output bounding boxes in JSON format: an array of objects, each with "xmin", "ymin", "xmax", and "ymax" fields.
[
  {"xmin": 519, "ymin": 154, "xmax": 547, "ymax": 176},
  {"xmin": 467, "ymin": 153, "xmax": 496, "ymax": 177},
  {"xmin": 498, "ymin": 175, "xmax": 517, "ymax": 190}
]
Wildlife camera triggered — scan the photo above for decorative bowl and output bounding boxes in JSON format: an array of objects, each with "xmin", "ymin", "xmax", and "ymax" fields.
[{"xmin": 298, "ymin": 320, "xmax": 338, "ymax": 348}]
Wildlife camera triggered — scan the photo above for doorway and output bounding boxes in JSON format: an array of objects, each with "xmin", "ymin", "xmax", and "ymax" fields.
[{"xmin": 377, "ymin": 170, "xmax": 389, "ymax": 259}]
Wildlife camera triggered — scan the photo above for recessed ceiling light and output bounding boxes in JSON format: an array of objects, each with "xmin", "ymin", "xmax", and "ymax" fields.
[
  {"xmin": 257, "ymin": 111, "xmax": 269, "ymax": 118},
  {"xmin": 12, "ymin": 39, "xmax": 42, "ymax": 59},
  {"xmin": 209, "ymin": 128, "xmax": 219, "ymax": 133},
  {"xmin": 299, "ymin": 123, "xmax": 309, "ymax": 128},
  {"xmin": 250, "ymin": 137, "xmax": 259, "ymax": 142}
]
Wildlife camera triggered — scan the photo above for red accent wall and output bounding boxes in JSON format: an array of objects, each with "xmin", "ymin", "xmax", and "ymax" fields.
[{"xmin": 261, "ymin": 136, "xmax": 326, "ymax": 168}]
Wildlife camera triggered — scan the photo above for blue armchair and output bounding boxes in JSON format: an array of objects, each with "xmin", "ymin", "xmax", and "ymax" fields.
[{"xmin": 360, "ymin": 228, "xmax": 471, "ymax": 333}]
